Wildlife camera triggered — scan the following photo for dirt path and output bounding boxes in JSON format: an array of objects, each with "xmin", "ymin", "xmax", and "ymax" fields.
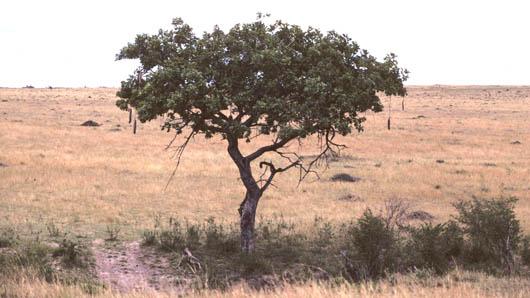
[{"xmin": 92, "ymin": 240, "xmax": 178, "ymax": 293}]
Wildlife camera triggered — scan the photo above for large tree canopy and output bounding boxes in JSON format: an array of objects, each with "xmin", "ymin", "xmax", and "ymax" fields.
[{"xmin": 116, "ymin": 16, "xmax": 408, "ymax": 252}]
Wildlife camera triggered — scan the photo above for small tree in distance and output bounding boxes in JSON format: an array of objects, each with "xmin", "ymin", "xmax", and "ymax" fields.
[{"xmin": 116, "ymin": 15, "xmax": 408, "ymax": 252}]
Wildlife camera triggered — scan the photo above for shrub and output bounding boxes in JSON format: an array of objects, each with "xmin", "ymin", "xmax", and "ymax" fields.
[
  {"xmin": 0, "ymin": 240, "xmax": 55, "ymax": 282},
  {"xmin": 237, "ymin": 253, "xmax": 273, "ymax": 276},
  {"xmin": 345, "ymin": 209, "xmax": 400, "ymax": 279},
  {"xmin": 311, "ymin": 217, "xmax": 335, "ymax": 251},
  {"xmin": 52, "ymin": 238, "xmax": 90, "ymax": 268},
  {"xmin": 136, "ymin": 200, "xmax": 527, "ymax": 290},
  {"xmin": 105, "ymin": 224, "xmax": 121, "ymax": 241},
  {"xmin": 256, "ymin": 216, "xmax": 306, "ymax": 263},
  {"xmin": 0, "ymin": 227, "xmax": 18, "ymax": 248},
  {"xmin": 141, "ymin": 230, "xmax": 159, "ymax": 246},
  {"xmin": 185, "ymin": 222, "xmax": 202, "ymax": 250},
  {"xmin": 521, "ymin": 235, "xmax": 530, "ymax": 266},
  {"xmin": 380, "ymin": 198, "xmax": 412, "ymax": 229},
  {"xmin": 46, "ymin": 222, "xmax": 63, "ymax": 238},
  {"xmin": 407, "ymin": 221, "xmax": 463, "ymax": 273},
  {"xmin": 454, "ymin": 196, "xmax": 521, "ymax": 273},
  {"xmin": 147, "ymin": 217, "xmax": 237, "ymax": 253},
  {"xmin": 158, "ymin": 220, "xmax": 186, "ymax": 251},
  {"xmin": 204, "ymin": 217, "xmax": 238, "ymax": 254}
]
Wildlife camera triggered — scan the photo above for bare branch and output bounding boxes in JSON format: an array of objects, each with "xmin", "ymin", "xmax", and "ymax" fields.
[
  {"xmin": 251, "ymin": 127, "xmax": 348, "ymax": 194},
  {"xmin": 164, "ymin": 130, "xmax": 196, "ymax": 191},
  {"xmin": 258, "ymin": 159, "xmax": 300, "ymax": 194},
  {"xmin": 299, "ymin": 128, "xmax": 346, "ymax": 181}
]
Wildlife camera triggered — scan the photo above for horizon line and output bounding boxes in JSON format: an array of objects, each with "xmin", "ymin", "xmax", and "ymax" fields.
[{"xmin": 2, "ymin": 84, "xmax": 530, "ymax": 89}]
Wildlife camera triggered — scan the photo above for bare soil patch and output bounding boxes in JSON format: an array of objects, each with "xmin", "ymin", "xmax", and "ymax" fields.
[{"xmin": 92, "ymin": 240, "xmax": 179, "ymax": 293}]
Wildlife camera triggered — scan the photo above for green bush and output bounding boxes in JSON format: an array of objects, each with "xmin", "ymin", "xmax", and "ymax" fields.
[
  {"xmin": 521, "ymin": 235, "xmax": 530, "ymax": 266},
  {"xmin": 185, "ymin": 223, "xmax": 202, "ymax": 250},
  {"xmin": 407, "ymin": 221, "xmax": 463, "ymax": 273},
  {"xmin": 52, "ymin": 238, "xmax": 90, "ymax": 268},
  {"xmin": 105, "ymin": 224, "xmax": 121, "ymax": 241},
  {"xmin": 0, "ymin": 240, "xmax": 55, "ymax": 282},
  {"xmin": 256, "ymin": 216, "xmax": 306, "ymax": 263},
  {"xmin": 136, "ymin": 198, "xmax": 527, "ymax": 290},
  {"xmin": 141, "ymin": 229, "xmax": 158, "ymax": 246},
  {"xmin": 311, "ymin": 217, "xmax": 335, "ymax": 251},
  {"xmin": 144, "ymin": 217, "xmax": 238, "ymax": 253},
  {"xmin": 154, "ymin": 218, "xmax": 203, "ymax": 251},
  {"xmin": 0, "ymin": 227, "xmax": 18, "ymax": 248},
  {"xmin": 204, "ymin": 217, "xmax": 238, "ymax": 254},
  {"xmin": 345, "ymin": 209, "xmax": 400, "ymax": 279},
  {"xmin": 454, "ymin": 196, "xmax": 521, "ymax": 272},
  {"xmin": 158, "ymin": 220, "xmax": 186, "ymax": 251}
]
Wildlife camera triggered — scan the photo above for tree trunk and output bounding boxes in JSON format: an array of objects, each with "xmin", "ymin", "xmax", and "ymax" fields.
[
  {"xmin": 239, "ymin": 190, "xmax": 261, "ymax": 253},
  {"xmin": 226, "ymin": 137, "xmax": 262, "ymax": 253}
]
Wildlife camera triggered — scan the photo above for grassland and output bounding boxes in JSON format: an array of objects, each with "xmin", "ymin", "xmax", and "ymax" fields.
[
  {"xmin": 3, "ymin": 269, "xmax": 530, "ymax": 297},
  {"xmin": 1, "ymin": 86, "xmax": 530, "ymax": 296}
]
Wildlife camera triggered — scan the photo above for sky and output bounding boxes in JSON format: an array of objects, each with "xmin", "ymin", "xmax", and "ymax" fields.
[{"xmin": 1, "ymin": 0, "xmax": 529, "ymax": 87}]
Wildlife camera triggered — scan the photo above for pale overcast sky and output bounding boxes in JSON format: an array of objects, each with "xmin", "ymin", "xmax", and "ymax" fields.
[{"xmin": 1, "ymin": 0, "xmax": 529, "ymax": 87}]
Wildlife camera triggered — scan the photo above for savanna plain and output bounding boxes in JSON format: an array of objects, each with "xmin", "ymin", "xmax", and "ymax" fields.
[{"xmin": 1, "ymin": 86, "xmax": 529, "ymax": 297}]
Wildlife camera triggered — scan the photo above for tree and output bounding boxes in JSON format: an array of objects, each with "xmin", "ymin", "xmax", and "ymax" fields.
[{"xmin": 116, "ymin": 15, "xmax": 408, "ymax": 252}]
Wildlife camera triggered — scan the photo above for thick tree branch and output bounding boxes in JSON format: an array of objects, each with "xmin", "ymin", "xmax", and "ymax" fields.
[
  {"xmin": 227, "ymin": 135, "xmax": 260, "ymax": 193},
  {"xmin": 246, "ymin": 136, "xmax": 296, "ymax": 162}
]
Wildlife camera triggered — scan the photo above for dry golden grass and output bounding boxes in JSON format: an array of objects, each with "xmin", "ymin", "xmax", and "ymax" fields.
[
  {"xmin": 2, "ymin": 269, "xmax": 529, "ymax": 297},
  {"xmin": 1, "ymin": 86, "xmax": 529, "ymax": 238},
  {"xmin": 1, "ymin": 86, "xmax": 530, "ymax": 296}
]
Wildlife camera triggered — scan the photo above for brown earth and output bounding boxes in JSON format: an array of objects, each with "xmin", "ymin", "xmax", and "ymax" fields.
[{"xmin": 92, "ymin": 240, "xmax": 179, "ymax": 293}]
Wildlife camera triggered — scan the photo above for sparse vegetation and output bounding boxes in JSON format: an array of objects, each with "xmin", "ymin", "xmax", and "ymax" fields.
[
  {"xmin": 0, "ymin": 227, "xmax": 18, "ymax": 248},
  {"xmin": 52, "ymin": 238, "xmax": 91, "ymax": 268},
  {"xmin": 105, "ymin": 224, "xmax": 121, "ymax": 242},
  {"xmin": 46, "ymin": 222, "xmax": 63, "ymax": 238},
  {"xmin": 521, "ymin": 235, "xmax": 530, "ymax": 266},
  {"xmin": 129, "ymin": 198, "xmax": 529, "ymax": 290},
  {"xmin": 454, "ymin": 196, "xmax": 521, "ymax": 273},
  {"xmin": 1, "ymin": 86, "xmax": 530, "ymax": 296},
  {"xmin": 1, "ymin": 195, "xmax": 530, "ymax": 295},
  {"xmin": 344, "ymin": 209, "xmax": 399, "ymax": 280},
  {"xmin": 0, "ymin": 240, "xmax": 55, "ymax": 282},
  {"xmin": 405, "ymin": 221, "xmax": 463, "ymax": 274},
  {"xmin": 0, "ymin": 232, "xmax": 94, "ymax": 287}
]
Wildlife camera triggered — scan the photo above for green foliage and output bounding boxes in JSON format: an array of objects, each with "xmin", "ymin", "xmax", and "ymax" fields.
[
  {"xmin": 257, "ymin": 216, "xmax": 306, "ymax": 263},
  {"xmin": 46, "ymin": 222, "xmax": 63, "ymax": 238},
  {"xmin": 520, "ymin": 235, "xmax": 530, "ymax": 266},
  {"xmin": 406, "ymin": 221, "xmax": 463, "ymax": 274},
  {"xmin": 158, "ymin": 219, "xmax": 186, "ymax": 251},
  {"xmin": 311, "ymin": 217, "xmax": 335, "ymax": 251},
  {"xmin": 0, "ymin": 231, "xmax": 103, "ymax": 294},
  {"xmin": 0, "ymin": 227, "xmax": 18, "ymax": 248},
  {"xmin": 204, "ymin": 217, "xmax": 239, "ymax": 253},
  {"xmin": 237, "ymin": 253, "xmax": 272, "ymax": 276},
  {"xmin": 116, "ymin": 15, "xmax": 408, "ymax": 255},
  {"xmin": 0, "ymin": 238, "xmax": 55, "ymax": 282},
  {"xmin": 105, "ymin": 224, "xmax": 121, "ymax": 241},
  {"xmin": 345, "ymin": 209, "xmax": 399, "ymax": 279},
  {"xmin": 454, "ymin": 197, "xmax": 521, "ymax": 272},
  {"xmin": 141, "ymin": 229, "xmax": 158, "ymax": 246},
  {"xmin": 116, "ymin": 15, "xmax": 407, "ymax": 142},
  {"xmin": 144, "ymin": 217, "xmax": 238, "ymax": 253},
  {"xmin": 52, "ymin": 238, "xmax": 90, "ymax": 268}
]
